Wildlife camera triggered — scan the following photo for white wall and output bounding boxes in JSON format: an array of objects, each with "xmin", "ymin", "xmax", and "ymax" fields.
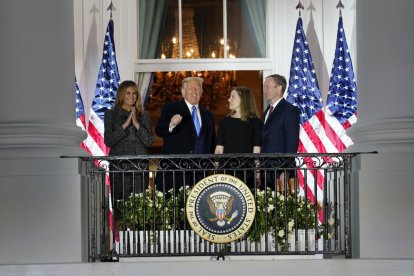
[
  {"xmin": 271, "ymin": 0, "xmax": 356, "ymax": 103},
  {"xmin": 74, "ymin": 0, "xmax": 136, "ymax": 124},
  {"xmin": 74, "ymin": 0, "xmax": 357, "ymax": 114}
]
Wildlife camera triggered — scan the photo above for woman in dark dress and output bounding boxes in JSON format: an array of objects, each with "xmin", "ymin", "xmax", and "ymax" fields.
[
  {"xmin": 215, "ymin": 86, "xmax": 262, "ymax": 188},
  {"xmin": 104, "ymin": 80, "xmax": 153, "ymax": 200}
]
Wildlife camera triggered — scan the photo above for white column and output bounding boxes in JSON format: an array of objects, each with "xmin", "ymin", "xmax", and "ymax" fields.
[
  {"xmin": 349, "ymin": 0, "xmax": 414, "ymax": 258},
  {"xmin": 0, "ymin": 0, "xmax": 87, "ymax": 264},
  {"xmin": 348, "ymin": 0, "xmax": 414, "ymax": 153}
]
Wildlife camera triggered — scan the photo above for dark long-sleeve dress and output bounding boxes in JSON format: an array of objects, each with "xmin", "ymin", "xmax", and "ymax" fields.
[
  {"xmin": 104, "ymin": 107, "xmax": 153, "ymax": 200},
  {"xmin": 216, "ymin": 116, "xmax": 262, "ymax": 188}
]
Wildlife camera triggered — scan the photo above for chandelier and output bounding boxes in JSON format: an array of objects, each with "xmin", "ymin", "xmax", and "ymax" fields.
[
  {"xmin": 146, "ymin": 7, "xmax": 238, "ymax": 112},
  {"xmin": 159, "ymin": 8, "xmax": 239, "ymax": 60}
]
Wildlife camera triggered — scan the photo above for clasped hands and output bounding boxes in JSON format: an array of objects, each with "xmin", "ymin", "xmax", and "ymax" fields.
[{"xmin": 123, "ymin": 107, "xmax": 140, "ymax": 129}]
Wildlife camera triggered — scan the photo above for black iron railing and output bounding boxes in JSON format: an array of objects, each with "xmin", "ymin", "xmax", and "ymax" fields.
[{"xmin": 76, "ymin": 153, "xmax": 357, "ymax": 261}]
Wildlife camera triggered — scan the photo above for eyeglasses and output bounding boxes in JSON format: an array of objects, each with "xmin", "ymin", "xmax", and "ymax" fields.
[{"xmin": 264, "ymin": 84, "xmax": 281, "ymax": 89}]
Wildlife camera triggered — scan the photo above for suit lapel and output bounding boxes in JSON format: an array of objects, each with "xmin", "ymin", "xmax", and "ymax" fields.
[
  {"xmin": 199, "ymin": 105, "xmax": 208, "ymax": 135},
  {"xmin": 264, "ymin": 98, "xmax": 286, "ymax": 126},
  {"xmin": 179, "ymin": 100, "xmax": 191, "ymax": 116}
]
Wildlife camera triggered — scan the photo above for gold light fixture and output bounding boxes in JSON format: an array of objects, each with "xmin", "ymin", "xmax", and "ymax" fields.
[{"xmin": 147, "ymin": 8, "xmax": 238, "ymax": 112}]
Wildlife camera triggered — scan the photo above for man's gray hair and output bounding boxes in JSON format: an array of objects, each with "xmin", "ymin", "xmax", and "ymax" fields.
[{"xmin": 182, "ymin": 77, "xmax": 204, "ymax": 90}]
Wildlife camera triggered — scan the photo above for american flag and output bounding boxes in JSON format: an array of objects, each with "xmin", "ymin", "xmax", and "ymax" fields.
[
  {"xmin": 324, "ymin": 16, "xmax": 357, "ymax": 150},
  {"xmin": 286, "ymin": 14, "xmax": 358, "ymax": 220},
  {"xmin": 286, "ymin": 16, "xmax": 326, "ymax": 205},
  {"xmin": 75, "ymin": 79, "xmax": 86, "ymax": 130},
  {"xmin": 87, "ymin": 19, "xmax": 121, "ymax": 246},
  {"xmin": 75, "ymin": 79, "xmax": 90, "ymax": 154},
  {"xmin": 88, "ymin": 19, "xmax": 120, "ymax": 157}
]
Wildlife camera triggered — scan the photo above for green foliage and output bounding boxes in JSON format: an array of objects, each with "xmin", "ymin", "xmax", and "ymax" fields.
[
  {"xmin": 115, "ymin": 188, "xmax": 168, "ymax": 230},
  {"xmin": 116, "ymin": 186, "xmax": 322, "ymax": 247},
  {"xmin": 116, "ymin": 186, "xmax": 191, "ymax": 231},
  {"xmin": 165, "ymin": 186, "xmax": 192, "ymax": 229},
  {"xmin": 246, "ymin": 187, "xmax": 321, "ymax": 246}
]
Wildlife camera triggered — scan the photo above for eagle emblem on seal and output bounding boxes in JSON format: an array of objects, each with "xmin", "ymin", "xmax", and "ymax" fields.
[{"xmin": 207, "ymin": 191, "xmax": 239, "ymax": 227}]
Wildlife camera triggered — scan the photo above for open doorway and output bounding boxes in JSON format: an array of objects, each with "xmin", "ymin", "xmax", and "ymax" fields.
[{"xmin": 145, "ymin": 70, "xmax": 263, "ymax": 153}]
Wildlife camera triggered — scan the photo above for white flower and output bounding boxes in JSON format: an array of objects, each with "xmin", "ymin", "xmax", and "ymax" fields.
[
  {"xmin": 278, "ymin": 229, "xmax": 285, "ymax": 237},
  {"xmin": 179, "ymin": 185, "xmax": 190, "ymax": 192},
  {"xmin": 157, "ymin": 191, "xmax": 163, "ymax": 197},
  {"xmin": 288, "ymin": 220, "xmax": 294, "ymax": 230},
  {"xmin": 266, "ymin": 204, "xmax": 275, "ymax": 212}
]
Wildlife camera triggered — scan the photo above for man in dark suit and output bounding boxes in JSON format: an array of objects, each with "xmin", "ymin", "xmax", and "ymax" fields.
[
  {"xmin": 155, "ymin": 77, "xmax": 215, "ymax": 192},
  {"xmin": 261, "ymin": 74, "xmax": 300, "ymax": 190}
]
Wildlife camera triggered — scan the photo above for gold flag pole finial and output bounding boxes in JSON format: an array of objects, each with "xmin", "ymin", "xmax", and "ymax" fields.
[{"xmin": 296, "ymin": 1, "xmax": 304, "ymax": 17}]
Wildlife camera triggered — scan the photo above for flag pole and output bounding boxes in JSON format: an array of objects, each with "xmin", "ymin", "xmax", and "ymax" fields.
[
  {"xmin": 336, "ymin": 0, "xmax": 345, "ymax": 17},
  {"xmin": 88, "ymin": 0, "xmax": 120, "ymax": 261},
  {"xmin": 107, "ymin": 1, "xmax": 114, "ymax": 19},
  {"xmin": 296, "ymin": 1, "xmax": 304, "ymax": 17}
]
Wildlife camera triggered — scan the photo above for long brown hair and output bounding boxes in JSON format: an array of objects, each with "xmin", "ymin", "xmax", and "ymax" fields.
[
  {"xmin": 229, "ymin": 86, "xmax": 260, "ymax": 121},
  {"xmin": 114, "ymin": 80, "xmax": 144, "ymax": 118}
]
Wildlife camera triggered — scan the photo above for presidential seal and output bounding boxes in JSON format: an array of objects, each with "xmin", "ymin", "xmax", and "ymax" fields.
[{"xmin": 186, "ymin": 174, "xmax": 256, "ymax": 243}]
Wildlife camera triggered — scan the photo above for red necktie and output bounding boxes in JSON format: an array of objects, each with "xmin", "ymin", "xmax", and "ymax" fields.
[
  {"xmin": 265, "ymin": 106, "xmax": 274, "ymax": 123},
  {"xmin": 268, "ymin": 105, "xmax": 274, "ymax": 116}
]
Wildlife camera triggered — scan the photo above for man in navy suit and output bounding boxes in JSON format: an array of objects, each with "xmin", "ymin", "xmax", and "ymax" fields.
[
  {"xmin": 155, "ymin": 77, "xmax": 215, "ymax": 191},
  {"xmin": 261, "ymin": 74, "xmax": 300, "ymax": 189}
]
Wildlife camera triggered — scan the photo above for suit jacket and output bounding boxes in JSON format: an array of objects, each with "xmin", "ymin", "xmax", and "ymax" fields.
[
  {"xmin": 155, "ymin": 100, "xmax": 215, "ymax": 154},
  {"xmin": 261, "ymin": 98, "xmax": 300, "ymax": 153},
  {"xmin": 104, "ymin": 108, "xmax": 153, "ymax": 156}
]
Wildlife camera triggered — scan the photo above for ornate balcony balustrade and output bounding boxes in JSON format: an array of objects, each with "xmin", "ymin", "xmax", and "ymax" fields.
[{"xmin": 75, "ymin": 153, "xmax": 357, "ymax": 261}]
